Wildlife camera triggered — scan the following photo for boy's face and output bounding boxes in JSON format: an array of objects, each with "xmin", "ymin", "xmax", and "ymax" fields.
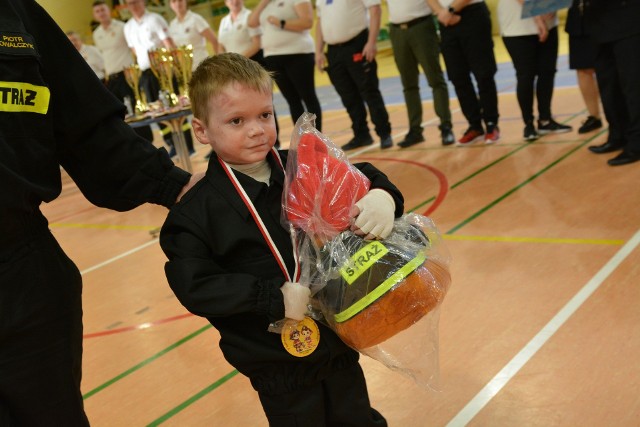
[{"xmin": 192, "ymin": 82, "xmax": 277, "ymax": 165}]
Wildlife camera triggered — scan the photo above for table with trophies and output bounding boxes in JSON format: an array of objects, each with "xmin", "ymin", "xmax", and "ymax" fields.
[{"xmin": 124, "ymin": 45, "xmax": 195, "ymax": 173}]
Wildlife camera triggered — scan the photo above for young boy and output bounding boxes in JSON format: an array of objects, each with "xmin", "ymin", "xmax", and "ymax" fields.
[{"xmin": 160, "ymin": 53, "xmax": 404, "ymax": 426}]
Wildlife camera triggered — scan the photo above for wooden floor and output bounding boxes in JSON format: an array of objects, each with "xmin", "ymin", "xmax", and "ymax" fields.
[{"xmin": 41, "ymin": 48, "xmax": 640, "ymax": 426}]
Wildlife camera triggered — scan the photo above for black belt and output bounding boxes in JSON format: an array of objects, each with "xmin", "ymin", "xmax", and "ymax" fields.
[
  {"xmin": 106, "ymin": 70, "xmax": 125, "ymax": 81},
  {"xmin": 389, "ymin": 15, "xmax": 431, "ymax": 30}
]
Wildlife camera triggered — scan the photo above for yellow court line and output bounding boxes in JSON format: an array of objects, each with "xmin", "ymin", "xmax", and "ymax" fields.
[
  {"xmin": 443, "ymin": 234, "xmax": 624, "ymax": 246},
  {"xmin": 50, "ymin": 222, "xmax": 625, "ymax": 246},
  {"xmin": 49, "ymin": 222, "xmax": 158, "ymax": 231}
]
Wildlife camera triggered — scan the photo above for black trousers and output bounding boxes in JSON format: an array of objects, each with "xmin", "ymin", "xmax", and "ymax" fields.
[
  {"xmin": 503, "ymin": 27, "xmax": 559, "ymax": 125},
  {"xmin": 326, "ymin": 30, "xmax": 391, "ymax": 140},
  {"xmin": 139, "ymin": 69, "xmax": 194, "ymax": 152},
  {"xmin": 257, "ymin": 362, "xmax": 386, "ymax": 427},
  {"xmin": 106, "ymin": 71, "xmax": 154, "ymax": 142},
  {"xmin": 264, "ymin": 53, "xmax": 323, "ymax": 132},
  {"xmin": 593, "ymin": 32, "xmax": 640, "ymax": 154},
  {"xmin": 0, "ymin": 211, "xmax": 89, "ymax": 426},
  {"xmin": 440, "ymin": 2, "xmax": 498, "ymax": 128}
]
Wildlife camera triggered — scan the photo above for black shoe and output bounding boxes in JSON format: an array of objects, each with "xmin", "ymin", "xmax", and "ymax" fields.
[
  {"xmin": 341, "ymin": 135, "xmax": 374, "ymax": 151},
  {"xmin": 380, "ymin": 135, "xmax": 393, "ymax": 149},
  {"xmin": 537, "ymin": 119, "xmax": 572, "ymax": 135},
  {"xmin": 524, "ymin": 123, "xmax": 539, "ymax": 141},
  {"xmin": 607, "ymin": 150, "xmax": 640, "ymax": 166},
  {"xmin": 578, "ymin": 116, "xmax": 603, "ymax": 134},
  {"xmin": 588, "ymin": 141, "xmax": 624, "ymax": 154},
  {"xmin": 398, "ymin": 132, "xmax": 425, "ymax": 148},
  {"xmin": 440, "ymin": 127, "xmax": 455, "ymax": 146}
]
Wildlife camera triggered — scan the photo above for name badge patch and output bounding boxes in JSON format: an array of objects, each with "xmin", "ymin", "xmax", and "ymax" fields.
[
  {"xmin": 0, "ymin": 32, "xmax": 37, "ymax": 56},
  {"xmin": 0, "ymin": 81, "xmax": 50, "ymax": 114}
]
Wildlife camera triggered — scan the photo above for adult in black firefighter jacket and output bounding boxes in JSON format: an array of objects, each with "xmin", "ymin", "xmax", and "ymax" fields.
[{"xmin": 0, "ymin": 0, "xmax": 194, "ymax": 425}]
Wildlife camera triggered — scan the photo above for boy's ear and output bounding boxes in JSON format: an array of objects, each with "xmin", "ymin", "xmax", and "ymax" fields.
[{"xmin": 191, "ymin": 117, "xmax": 210, "ymax": 146}]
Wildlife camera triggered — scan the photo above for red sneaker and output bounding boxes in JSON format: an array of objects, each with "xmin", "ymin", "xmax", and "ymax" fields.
[
  {"xmin": 457, "ymin": 127, "xmax": 484, "ymax": 146},
  {"xmin": 485, "ymin": 124, "xmax": 500, "ymax": 144}
]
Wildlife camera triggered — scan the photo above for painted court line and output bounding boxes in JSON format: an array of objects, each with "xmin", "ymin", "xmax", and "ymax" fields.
[
  {"xmin": 79, "ymin": 239, "xmax": 158, "ymax": 276},
  {"xmin": 446, "ymin": 229, "xmax": 640, "ymax": 427}
]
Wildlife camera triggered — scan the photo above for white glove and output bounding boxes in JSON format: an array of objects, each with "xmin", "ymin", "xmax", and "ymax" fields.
[
  {"xmin": 281, "ymin": 282, "xmax": 311, "ymax": 321},
  {"xmin": 353, "ymin": 189, "xmax": 396, "ymax": 239}
]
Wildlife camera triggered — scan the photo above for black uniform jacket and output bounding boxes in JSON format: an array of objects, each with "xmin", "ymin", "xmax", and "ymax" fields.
[
  {"xmin": 160, "ymin": 150, "xmax": 404, "ymax": 395},
  {"xmin": 0, "ymin": 0, "xmax": 189, "ymax": 215},
  {"xmin": 586, "ymin": 0, "xmax": 640, "ymax": 44}
]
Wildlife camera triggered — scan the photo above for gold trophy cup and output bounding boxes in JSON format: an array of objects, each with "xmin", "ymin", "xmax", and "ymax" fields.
[
  {"xmin": 148, "ymin": 48, "xmax": 179, "ymax": 107},
  {"xmin": 171, "ymin": 44, "xmax": 193, "ymax": 100},
  {"xmin": 123, "ymin": 64, "xmax": 148, "ymax": 115}
]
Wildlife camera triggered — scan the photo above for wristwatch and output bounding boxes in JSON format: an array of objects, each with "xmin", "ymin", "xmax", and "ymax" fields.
[{"xmin": 280, "ymin": 19, "xmax": 286, "ymax": 29}]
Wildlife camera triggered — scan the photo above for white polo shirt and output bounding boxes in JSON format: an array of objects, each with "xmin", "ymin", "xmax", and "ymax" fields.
[
  {"xmin": 218, "ymin": 7, "xmax": 262, "ymax": 55},
  {"xmin": 259, "ymin": 0, "xmax": 314, "ymax": 57},
  {"xmin": 169, "ymin": 10, "xmax": 211, "ymax": 70},
  {"xmin": 316, "ymin": 0, "xmax": 379, "ymax": 45},
  {"xmin": 93, "ymin": 19, "xmax": 133, "ymax": 76},
  {"xmin": 80, "ymin": 44, "xmax": 105, "ymax": 80},
  {"xmin": 497, "ymin": 0, "xmax": 558, "ymax": 37},
  {"xmin": 123, "ymin": 11, "xmax": 171, "ymax": 70},
  {"xmin": 385, "ymin": 0, "xmax": 432, "ymax": 25}
]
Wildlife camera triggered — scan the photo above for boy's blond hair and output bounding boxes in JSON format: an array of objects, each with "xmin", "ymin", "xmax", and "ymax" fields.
[{"xmin": 189, "ymin": 52, "xmax": 274, "ymax": 124}]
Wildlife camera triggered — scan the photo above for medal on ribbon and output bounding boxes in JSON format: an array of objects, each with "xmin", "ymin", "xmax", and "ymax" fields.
[{"xmin": 281, "ymin": 317, "xmax": 320, "ymax": 357}]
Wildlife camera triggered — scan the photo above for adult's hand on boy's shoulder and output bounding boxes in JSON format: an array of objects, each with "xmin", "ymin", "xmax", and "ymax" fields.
[
  {"xmin": 176, "ymin": 172, "xmax": 205, "ymax": 203},
  {"xmin": 351, "ymin": 189, "xmax": 395, "ymax": 240}
]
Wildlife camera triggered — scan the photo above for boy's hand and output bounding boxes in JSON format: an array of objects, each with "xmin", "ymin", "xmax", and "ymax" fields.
[
  {"xmin": 351, "ymin": 189, "xmax": 395, "ymax": 240},
  {"xmin": 281, "ymin": 282, "xmax": 310, "ymax": 321}
]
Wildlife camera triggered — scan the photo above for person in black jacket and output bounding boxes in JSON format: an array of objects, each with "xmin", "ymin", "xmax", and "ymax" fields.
[
  {"xmin": 585, "ymin": 0, "xmax": 640, "ymax": 165},
  {"xmin": 160, "ymin": 53, "xmax": 403, "ymax": 426},
  {"xmin": 0, "ymin": 0, "xmax": 198, "ymax": 424}
]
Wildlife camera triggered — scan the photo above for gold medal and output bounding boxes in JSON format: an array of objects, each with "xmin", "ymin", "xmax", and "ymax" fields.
[{"xmin": 281, "ymin": 317, "xmax": 320, "ymax": 357}]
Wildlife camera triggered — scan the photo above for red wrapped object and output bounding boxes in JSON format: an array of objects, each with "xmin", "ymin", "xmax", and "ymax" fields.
[{"xmin": 285, "ymin": 132, "xmax": 370, "ymax": 243}]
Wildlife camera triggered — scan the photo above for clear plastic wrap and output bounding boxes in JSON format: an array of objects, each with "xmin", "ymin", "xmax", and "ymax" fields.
[{"xmin": 282, "ymin": 113, "xmax": 451, "ymax": 389}]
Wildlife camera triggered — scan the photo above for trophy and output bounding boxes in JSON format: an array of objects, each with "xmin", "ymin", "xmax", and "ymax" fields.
[
  {"xmin": 123, "ymin": 64, "xmax": 148, "ymax": 115},
  {"xmin": 171, "ymin": 44, "xmax": 193, "ymax": 100},
  {"xmin": 148, "ymin": 48, "xmax": 179, "ymax": 107}
]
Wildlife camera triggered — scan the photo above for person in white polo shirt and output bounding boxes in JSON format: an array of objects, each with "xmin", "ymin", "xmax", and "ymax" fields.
[
  {"xmin": 427, "ymin": 0, "xmax": 500, "ymax": 146},
  {"xmin": 168, "ymin": 0, "xmax": 219, "ymax": 70},
  {"xmin": 315, "ymin": 0, "xmax": 393, "ymax": 151},
  {"xmin": 497, "ymin": 0, "xmax": 571, "ymax": 141},
  {"xmin": 66, "ymin": 31, "xmax": 105, "ymax": 81},
  {"xmin": 123, "ymin": 0, "xmax": 194, "ymax": 155},
  {"xmin": 92, "ymin": 0, "xmax": 154, "ymax": 142},
  {"xmin": 386, "ymin": 0, "xmax": 454, "ymax": 148},
  {"xmin": 248, "ymin": 0, "xmax": 323, "ymax": 131},
  {"xmin": 218, "ymin": 0, "xmax": 262, "ymax": 61},
  {"xmin": 213, "ymin": 0, "xmax": 281, "ymax": 156}
]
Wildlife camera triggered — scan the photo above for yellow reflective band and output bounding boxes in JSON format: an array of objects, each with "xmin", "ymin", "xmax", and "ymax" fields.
[
  {"xmin": 339, "ymin": 241, "xmax": 389, "ymax": 285},
  {"xmin": 0, "ymin": 81, "xmax": 49, "ymax": 114},
  {"xmin": 334, "ymin": 253, "xmax": 427, "ymax": 323}
]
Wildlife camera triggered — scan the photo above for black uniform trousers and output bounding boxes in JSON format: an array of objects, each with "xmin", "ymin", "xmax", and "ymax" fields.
[
  {"xmin": 502, "ymin": 27, "xmax": 559, "ymax": 125},
  {"xmin": 593, "ymin": 33, "xmax": 640, "ymax": 154},
  {"xmin": 106, "ymin": 70, "xmax": 154, "ymax": 142},
  {"xmin": 326, "ymin": 29, "xmax": 391, "ymax": 141},
  {"xmin": 139, "ymin": 68, "xmax": 194, "ymax": 153},
  {"xmin": 264, "ymin": 53, "xmax": 323, "ymax": 132},
  {"xmin": 257, "ymin": 362, "xmax": 386, "ymax": 427},
  {"xmin": 0, "ymin": 211, "xmax": 88, "ymax": 426},
  {"xmin": 439, "ymin": 2, "xmax": 498, "ymax": 129}
]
